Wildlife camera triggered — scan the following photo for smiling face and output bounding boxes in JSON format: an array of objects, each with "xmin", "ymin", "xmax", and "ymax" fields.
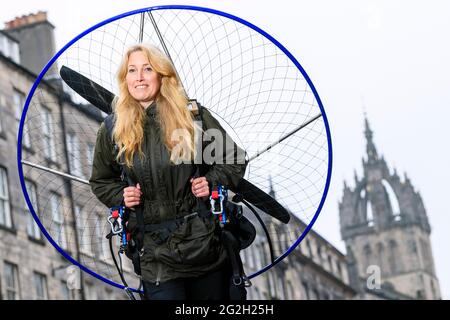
[{"xmin": 126, "ymin": 50, "xmax": 161, "ymax": 108}]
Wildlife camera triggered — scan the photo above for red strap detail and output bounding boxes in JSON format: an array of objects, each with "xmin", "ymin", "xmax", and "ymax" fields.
[
  {"xmin": 112, "ymin": 210, "xmax": 119, "ymax": 219},
  {"xmin": 211, "ymin": 190, "xmax": 219, "ymax": 199}
]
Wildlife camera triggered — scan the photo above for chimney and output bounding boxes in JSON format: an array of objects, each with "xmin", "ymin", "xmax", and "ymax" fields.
[
  {"xmin": 3, "ymin": 11, "xmax": 57, "ymax": 77},
  {"xmin": 4, "ymin": 11, "xmax": 49, "ymax": 29}
]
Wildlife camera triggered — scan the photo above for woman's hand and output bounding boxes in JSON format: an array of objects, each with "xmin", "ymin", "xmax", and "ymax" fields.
[
  {"xmin": 190, "ymin": 176, "xmax": 210, "ymax": 201},
  {"xmin": 123, "ymin": 183, "xmax": 142, "ymax": 208}
]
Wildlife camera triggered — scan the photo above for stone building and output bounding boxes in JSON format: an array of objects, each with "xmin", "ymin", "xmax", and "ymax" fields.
[
  {"xmin": 242, "ymin": 181, "xmax": 355, "ymax": 300},
  {"xmin": 0, "ymin": 12, "xmax": 132, "ymax": 300},
  {"xmin": 339, "ymin": 117, "xmax": 441, "ymax": 299},
  {"xmin": 243, "ymin": 215, "xmax": 356, "ymax": 300}
]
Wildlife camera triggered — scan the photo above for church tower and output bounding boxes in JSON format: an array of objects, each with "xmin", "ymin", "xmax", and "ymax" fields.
[{"xmin": 339, "ymin": 116, "xmax": 441, "ymax": 299}]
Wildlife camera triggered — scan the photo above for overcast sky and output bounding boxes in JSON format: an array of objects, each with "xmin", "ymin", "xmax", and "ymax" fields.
[{"xmin": 3, "ymin": 0, "xmax": 449, "ymax": 299}]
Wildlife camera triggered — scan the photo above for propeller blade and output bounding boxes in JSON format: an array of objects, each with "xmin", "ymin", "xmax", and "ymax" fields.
[
  {"xmin": 232, "ymin": 179, "xmax": 290, "ymax": 224},
  {"xmin": 60, "ymin": 65, "xmax": 115, "ymax": 114}
]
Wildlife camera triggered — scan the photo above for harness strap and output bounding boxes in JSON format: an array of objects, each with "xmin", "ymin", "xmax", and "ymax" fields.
[
  {"xmin": 144, "ymin": 211, "xmax": 198, "ymax": 234},
  {"xmin": 222, "ymin": 229, "xmax": 248, "ymax": 300},
  {"xmin": 105, "ymin": 114, "xmax": 145, "ymax": 276},
  {"xmin": 192, "ymin": 103, "xmax": 211, "ymax": 218}
]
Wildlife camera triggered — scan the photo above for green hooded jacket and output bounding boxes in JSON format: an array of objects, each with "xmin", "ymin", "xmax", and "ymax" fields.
[{"xmin": 89, "ymin": 102, "xmax": 247, "ymax": 284}]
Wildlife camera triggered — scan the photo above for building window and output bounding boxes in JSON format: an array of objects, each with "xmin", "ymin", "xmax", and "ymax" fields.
[
  {"xmin": 60, "ymin": 281, "xmax": 73, "ymax": 300},
  {"xmin": 337, "ymin": 261, "xmax": 343, "ymax": 278},
  {"xmin": 260, "ymin": 243, "xmax": 268, "ymax": 266},
  {"xmin": 328, "ymin": 255, "xmax": 334, "ymax": 273},
  {"xmin": 287, "ymin": 282, "xmax": 294, "ymax": 300},
  {"xmin": 278, "ymin": 230, "xmax": 285, "ymax": 254},
  {"xmin": 268, "ymin": 272, "xmax": 278, "ymax": 298},
  {"xmin": 409, "ymin": 240, "xmax": 418, "ymax": 254},
  {"xmin": 317, "ymin": 245, "xmax": 322, "ymax": 263},
  {"xmin": 240, "ymin": 249, "xmax": 247, "ymax": 265},
  {"xmin": 0, "ymin": 167, "xmax": 12, "ymax": 228},
  {"xmin": 247, "ymin": 246, "xmax": 255, "ymax": 269},
  {"xmin": 420, "ymin": 239, "xmax": 432, "ymax": 271},
  {"xmin": 0, "ymin": 34, "xmax": 10, "ymax": 57},
  {"xmin": 312, "ymin": 288, "xmax": 320, "ymax": 300},
  {"xmin": 4, "ymin": 262, "xmax": 20, "ymax": 300},
  {"xmin": 75, "ymin": 204, "xmax": 92, "ymax": 255},
  {"xmin": 302, "ymin": 281, "xmax": 310, "ymax": 300},
  {"xmin": 86, "ymin": 142, "xmax": 95, "ymax": 165},
  {"xmin": 252, "ymin": 287, "xmax": 259, "ymax": 300},
  {"xmin": 420, "ymin": 239, "xmax": 430, "ymax": 261},
  {"xmin": 0, "ymin": 93, "xmax": 5, "ymax": 135},
  {"xmin": 0, "ymin": 33, "xmax": 20, "ymax": 63},
  {"xmin": 11, "ymin": 39, "xmax": 19, "ymax": 63},
  {"xmin": 333, "ymin": 293, "xmax": 344, "ymax": 300},
  {"xmin": 50, "ymin": 192, "xmax": 67, "ymax": 249},
  {"xmin": 104, "ymin": 288, "xmax": 115, "ymax": 300},
  {"xmin": 278, "ymin": 277, "xmax": 286, "ymax": 300},
  {"xmin": 41, "ymin": 107, "xmax": 56, "ymax": 161},
  {"xmin": 25, "ymin": 179, "xmax": 42, "ymax": 240},
  {"xmin": 376, "ymin": 242, "xmax": 385, "ymax": 271},
  {"xmin": 255, "ymin": 244, "xmax": 263, "ymax": 270},
  {"xmin": 95, "ymin": 213, "xmax": 107, "ymax": 259},
  {"xmin": 84, "ymin": 282, "xmax": 97, "ymax": 300},
  {"xmin": 366, "ymin": 198, "xmax": 375, "ymax": 227},
  {"xmin": 66, "ymin": 132, "xmax": 82, "ymax": 177},
  {"xmin": 33, "ymin": 272, "xmax": 48, "ymax": 300},
  {"xmin": 431, "ymin": 280, "xmax": 437, "ymax": 299},
  {"xmin": 306, "ymin": 239, "xmax": 313, "ymax": 259},
  {"xmin": 416, "ymin": 289, "xmax": 424, "ymax": 299},
  {"xmin": 388, "ymin": 240, "xmax": 401, "ymax": 274},
  {"xmin": 363, "ymin": 244, "xmax": 372, "ymax": 267},
  {"xmin": 86, "ymin": 142, "xmax": 95, "ymax": 178},
  {"xmin": 14, "ymin": 89, "xmax": 31, "ymax": 149}
]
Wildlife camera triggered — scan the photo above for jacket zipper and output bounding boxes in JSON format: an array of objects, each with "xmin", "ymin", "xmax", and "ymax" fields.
[
  {"xmin": 148, "ymin": 124, "xmax": 164, "ymax": 224},
  {"xmin": 155, "ymin": 263, "xmax": 162, "ymax": 287},
  {"xmin": 149, "ymin": 130, "xmax": 159, "ymax": 197},
  {"xmin": 147, "ymin": 112, "xmax": 164, "ymax": 287},
  {"xmin": 154, "ymin": 246, "xmax": 162, "ymax": 286}
]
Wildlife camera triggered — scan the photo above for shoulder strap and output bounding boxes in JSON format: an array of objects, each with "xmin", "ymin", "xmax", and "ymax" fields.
[
  {"xmin": 189, "ymin": 99, "xmax": 206, "ymax": 174},
  {"xmin": 104, "ymin": 114, "xmax": 145, "ymax": 258},
  {"xmin": 104, "ymin": 113, "xmax": 116, "ymax": 144},
  {"xmin": 189, "ymin": 99, "xmax": 204, "ymax": 124},
  {"xmin": 188, "ymin": 100, "xmax": 211, "ymax": 217}
]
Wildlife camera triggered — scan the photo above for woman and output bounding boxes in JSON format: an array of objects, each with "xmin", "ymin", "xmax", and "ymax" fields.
[{"xmin": 89, "ymin": 44, "xmax": 247, "ymax": 300}]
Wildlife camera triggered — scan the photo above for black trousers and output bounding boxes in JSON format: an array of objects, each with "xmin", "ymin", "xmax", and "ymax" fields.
[{"xmin": 142, "ymin": 263, "xmax": 231, "ymax": 300}]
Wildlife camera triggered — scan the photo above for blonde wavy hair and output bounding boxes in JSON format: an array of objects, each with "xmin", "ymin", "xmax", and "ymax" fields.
[{"xmin": 113, "ymin": 44, "xmax": 196, "ymax": 167}]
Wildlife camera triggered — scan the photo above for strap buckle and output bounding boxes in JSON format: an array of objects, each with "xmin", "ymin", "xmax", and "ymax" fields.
[
  {"xmin": 210, "ymin": 184, "xmax": 229, "ymax": 224},
  {"xmin": 107, "ymin": 206, "xmax": 125, "ymax": 235},
  {"xmin": 107, "ymin": 206, "xmax": 128, "ymax": 247},
  {"xmin": 210, "ymin": 192, "xmax": 225, "ymax": 215}
]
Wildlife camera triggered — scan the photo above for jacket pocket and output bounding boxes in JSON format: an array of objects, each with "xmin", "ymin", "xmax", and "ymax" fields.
[{"xmin": 158, "ymin": 215, "xmax": 220, "ymax": 268}]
